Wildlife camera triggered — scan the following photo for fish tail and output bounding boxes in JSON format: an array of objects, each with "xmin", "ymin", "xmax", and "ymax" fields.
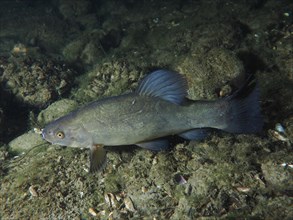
[{"xmin": 222, "ymin": 76, "xmax": 263, "ymax": 134}]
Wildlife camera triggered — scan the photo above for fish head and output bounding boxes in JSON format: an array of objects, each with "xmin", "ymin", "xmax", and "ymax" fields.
[{"xmin": 42, "ymin": 120, "xmax": 92, "ymax": 148}]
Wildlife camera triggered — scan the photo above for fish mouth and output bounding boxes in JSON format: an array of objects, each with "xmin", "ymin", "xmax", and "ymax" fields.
[{"xmin": 41, "ymin": 129, "xmax": 47, "ymax": 140}]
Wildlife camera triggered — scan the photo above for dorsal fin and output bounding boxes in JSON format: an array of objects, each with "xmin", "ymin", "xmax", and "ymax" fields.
[{"xmin": 136, "ymin": 70, "xmax": 188, "ymax": 105}]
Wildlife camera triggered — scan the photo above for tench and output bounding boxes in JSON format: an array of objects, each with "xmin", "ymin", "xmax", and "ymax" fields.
[{"xmin": 42, "ymin": 70, "xmax": 263, "ymax": 172}]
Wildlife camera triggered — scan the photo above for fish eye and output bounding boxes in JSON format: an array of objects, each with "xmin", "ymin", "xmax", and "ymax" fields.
[{"xmin": 56, "ymin": 131, "xmax": 65, "ymax": 139}]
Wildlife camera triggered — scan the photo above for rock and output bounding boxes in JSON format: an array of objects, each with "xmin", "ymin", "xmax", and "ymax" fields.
[
  {"xmin": 261, "ymin": 160, "xmax": 292, "ymax": 189},
  {"xmin": 8, "ymin": 131, "xmax": 44, "ymax": 153},
  {"xmin": 0, "ymin": 107, "xmax": 4, "ymax": 139},
  {"xmin": 72, "ymin": 60, "xmax": 144, "ymax": 103},
  {"xmin": 177, "ymin": 48, "xmax": 245, "ymax": 99},
  {"xmin": 0, "ymin": 57, "xmax": 76, "ymax": 107},
  {"xmin": 37, "ymin": 99, "xmax": 78, "ymax": 125}
]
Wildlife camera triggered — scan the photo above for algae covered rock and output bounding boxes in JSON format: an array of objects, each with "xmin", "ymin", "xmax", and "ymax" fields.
[
  {"xmin": 261, "ymin": 160, "xmax": 293, "ymax": 190},
  {"xmin": 177, "ymin": 48, "xmax": 245, "ymax": 99},
  {"xmin": 62, "ymin": 29, "xmax": 122, "ymax": 66},
  {"xmin": 58, "ymin": 0, "xmax": 92, "ymax": 19},
  {"xmin": 0, "ymin": 107, "xmax": 4, "ymax": 138},
  {"xmin": 0, "ymin": 57, "xmax": 76, "ymax": 107},
  {"xmin": 37, "ymin": 99, "xmax": 78, "ymax": 125},
  {"xmin": 73, "ymin": 60, "xmax": 145, "ymax": 103},
  {"xmin": 62, "ymin": 31, "xmax": 105, "ymax": 66},
  {"xmin": 8, "ymin": 131, "xmax": 44, "ymax": 154}
]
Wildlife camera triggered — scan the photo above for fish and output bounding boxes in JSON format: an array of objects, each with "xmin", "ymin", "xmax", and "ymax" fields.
[{"xmin": 41, "ymin": 70, "xmax": 263, "ymax": 172}]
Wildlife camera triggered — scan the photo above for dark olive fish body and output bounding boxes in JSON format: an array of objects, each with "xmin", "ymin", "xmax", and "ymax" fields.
[{"xmin": 42, "ymin": 70, "xmax": 263, "ymax": 172}]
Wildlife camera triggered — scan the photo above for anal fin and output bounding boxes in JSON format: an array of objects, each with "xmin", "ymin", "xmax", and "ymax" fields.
[
  {"xmin": 90, "ymin": 144, "xmax": 107, "ymax": 173},
  {"xmin": 179, "ymin": 128, "xmax": 210, "ymax": 140},
  {"xmin": 137, "ymin": 139, "xmax": 169, "ymax": 151}
]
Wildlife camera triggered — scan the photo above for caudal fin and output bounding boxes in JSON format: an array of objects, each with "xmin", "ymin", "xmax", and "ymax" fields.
[{"xmin": 223, "ymin": 76, "xmax": 263, "ymax": 134}]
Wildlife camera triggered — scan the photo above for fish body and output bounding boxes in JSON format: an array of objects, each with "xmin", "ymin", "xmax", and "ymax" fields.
[
  {"xmin": 44, "ymin": 94, "xmax": 218, "ymax": 146},
  {"xmin": 42, "ymin": 70, "xmax": 263, "ymax": 172}
]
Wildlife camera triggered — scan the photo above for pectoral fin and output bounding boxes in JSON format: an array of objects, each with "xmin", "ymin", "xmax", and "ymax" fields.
[{"xmin": 89, "ymin": 144, "xmax": 107, "ymax": 173}]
